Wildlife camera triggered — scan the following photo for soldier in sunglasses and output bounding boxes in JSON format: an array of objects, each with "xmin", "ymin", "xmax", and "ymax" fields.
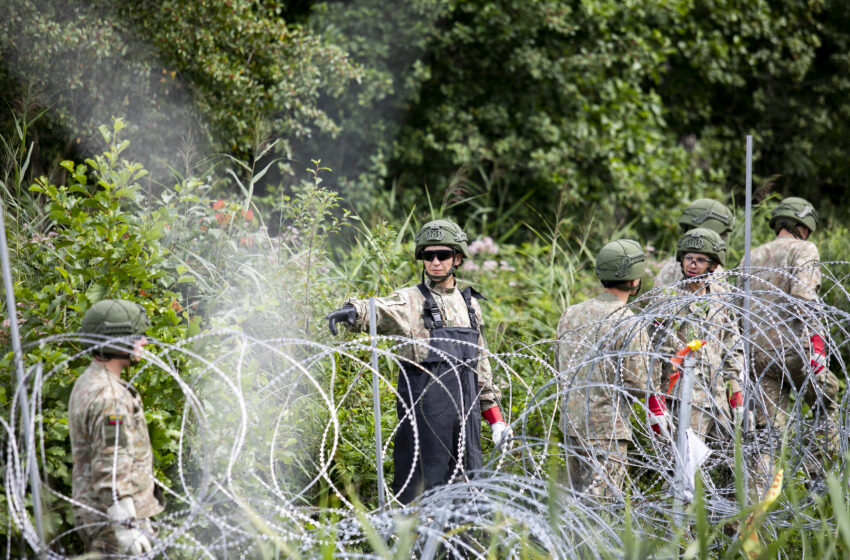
[{"xmin": 325, "ymin": 219, "xmax": 510, "ymax": 503}]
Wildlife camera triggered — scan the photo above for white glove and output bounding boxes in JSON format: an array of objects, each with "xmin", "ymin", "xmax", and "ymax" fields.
[
  {"xmin": 811, "ymin": 353, "xmax": 828, "ymax": 376},
  {"xmin": 107, "ymin": 497, "xmax": 152, "ymax": 555},
  {"xmin": 491, "ymin": 421, "xmax": 514, "ymax": 449}
]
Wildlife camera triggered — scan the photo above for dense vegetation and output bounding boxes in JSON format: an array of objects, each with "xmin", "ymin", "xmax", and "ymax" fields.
[
  {"xmin": 2, "ymin": 0, "xmax": 850, "ymax": 556},
  {"xmin": 4, "ymin": 1, "xmax": 850, "ymax": 240}
]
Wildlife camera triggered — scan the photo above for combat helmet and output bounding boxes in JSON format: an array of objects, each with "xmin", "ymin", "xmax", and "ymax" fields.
[
  {"xmin": 414, "ymin": 219, "xmax": 469, "ymax": 259},
  {"xmin": 679, "ymin": 199, "xmax": 735, "ymax": 236},
  {"xmin": 676, "ymin": 227, "xmax": 726, "ymax": 267},
  {"xmin": 81, "ymin": 299, "xmax": 149, "ymax": 356},
  {"xmin": 769, "ymin": 197, "xmax": 818, "ymax": 233},
  {"xmin": 595, "ymin": 239, "xmax": 646, "ymax": 281}
]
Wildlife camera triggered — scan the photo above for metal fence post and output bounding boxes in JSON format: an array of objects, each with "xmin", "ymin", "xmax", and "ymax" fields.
[
  {"xmin": 369, "ymin": 297, "xmax": 386, "ymax": 509},
  {"xmin": 741, "ymin": 135, "xmax": 754, "ymax": 434},
  {"xmin": 673, "ymin": 356, "xmax": 696, "ymax": 505},
  {"xmin": 0, "ymin": 203, "xmax": 45, "ymax": 555}
]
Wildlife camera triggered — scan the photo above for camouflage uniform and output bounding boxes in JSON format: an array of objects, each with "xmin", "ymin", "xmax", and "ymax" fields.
[
  {"xmin": 745, "ymin": 237, "xmax": 839, "ymax": 428},
  {"xmin": 654, "ymin": 256, "xmax": 725, "ymax": 289},
  {"xmin": 345, "ymin": 278, "xmax": 500, "ymax": 412},
  {"xmin": 555, "ymin": 292, "xmax": 652, "ymax": 497},
  {"xmin": 651, "ymin": 280, "xmax": 744, "ymax": 444},
  {"xmin": 69, "ymin": 360, "xmax": 162, "ymax": 553}
]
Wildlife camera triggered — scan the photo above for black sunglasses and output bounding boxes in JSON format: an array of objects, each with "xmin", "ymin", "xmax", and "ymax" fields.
[{"xmin": 422, "ymin": 249, "xmax": 455, "ymax": 262}]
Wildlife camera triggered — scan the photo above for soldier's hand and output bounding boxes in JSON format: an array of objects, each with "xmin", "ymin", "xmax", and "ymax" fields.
[
  {"xmin": 325, "ymin": 305, "xmax": 357, "ymax": 336},
  {"xmin": 728, "ymin": 389, "xmax": 744, "ymax": 430},
  {"xmin": 491, "ymin": 421, "xmax": 514, "ymax": 450},
  {"xmin": 810, "ymin": 334, "xmax": 827, "ymax": 375},
  {"xmin": 107, "ymin": 497, "xmax": 153, "ymax": 555},
  {"xmin": 647, "ymin": 395, "xmax": 675, "ymax": 440}
]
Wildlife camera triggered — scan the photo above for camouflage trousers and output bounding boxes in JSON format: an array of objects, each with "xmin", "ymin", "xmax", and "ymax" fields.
[
  {"xmin": 566, "ymin": 438, "xmax": 629, "ymax": 498},
  {"xmin": 79, "ymin": 518, "xmax": 155, "ymax": 557},
  {"xmin": 753, "ymin": 348, "xmax": 840, "ymax": 429}
]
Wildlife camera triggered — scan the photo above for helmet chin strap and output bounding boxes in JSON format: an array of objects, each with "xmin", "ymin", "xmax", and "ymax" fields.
[
  {"xmin": 92, "ymin": 337, "xmax": 140, "ymax": 361},
  {"xmin": 94, "ymin": 350, "xmax": 132, "ymax": 361},
  {"xmin": 629, "ymin": 279, "xmax": 641, "ymax": 296},
  {"xmin": 423, "ymin": 264, "xmax": 457, "ymax": 284}
]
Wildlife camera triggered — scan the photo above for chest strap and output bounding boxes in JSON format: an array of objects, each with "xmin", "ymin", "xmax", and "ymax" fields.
[
  {"xmin": 416, "ymin": 283, "xmax": 479, "ymax": 331},
  {"xmin": 460, "ymin": 287, "xmax": 479, "ymax": 331}
]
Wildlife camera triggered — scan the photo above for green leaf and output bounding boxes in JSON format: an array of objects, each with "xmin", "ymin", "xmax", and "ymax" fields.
[{"xmin": 85, "ymin": 283, "xmax": 108, "ymax": 303}]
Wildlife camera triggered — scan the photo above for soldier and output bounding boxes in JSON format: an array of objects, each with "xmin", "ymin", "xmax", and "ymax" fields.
[
  {"xmin": 324, "ymin": 219, "xmax": 511, "ymax": 504},
  {"xmin": 555, "ymin": 239, "xmax": 653, "ymax": 497},
  {"xmin": 744, "ymin": 197, "xmax": 839, "ymax": 429},
  {"xmin": 649, "ymin": 228, "xmax": 745, "ymax": 446},
  {"xmin": 653, "ymin": 199, "xmax": 735, "ymax": 288},
  {"xmin": 69, "ymin": 299, "xmax": 162, "ymax": 555}
]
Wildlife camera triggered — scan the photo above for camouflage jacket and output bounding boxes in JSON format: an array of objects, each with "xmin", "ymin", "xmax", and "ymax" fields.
[
  {"xmin": 68, "ymin": 360, "xmax": 163, "ymax": 526},
  {"xmin": 345, "ymin": 278, "xmax": 501, "ymax": 412},
  {"xmin": 555, "ymin": 291, "xmax": 653, "ymax": 441},
  {"xmin": 741, "ymin": 236, "xmax": 822, "ymax": 349},
  {"xmin": 653, "ymin": 255, "xmax": 726, "ymax": 289},
  {"xmin": 650, "ymin": 280, "xmax": 744, "ymax": 414}
]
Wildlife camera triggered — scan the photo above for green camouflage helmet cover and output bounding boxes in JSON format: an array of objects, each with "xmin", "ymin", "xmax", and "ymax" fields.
[
  {"xmin": 679, "ymin": 199, "xmax": 735, "ymax": 235},
  {"xmin": 595, "ymin": 239, "xmax": 646, "ymax": 281},
  {"xmin": 769, "ymin": 196, "xmax": 818, "ymax": 233},
  {"xmin": 414, "ymin": 219, "xmax": 469, "ymax": 259},
  {"xmin": 676, "ymin": 227, "xmax": 726, "ymax": 267},
  {"xmin": 81, "ymin": 299, "xmax": 150, "ymax": 338}
]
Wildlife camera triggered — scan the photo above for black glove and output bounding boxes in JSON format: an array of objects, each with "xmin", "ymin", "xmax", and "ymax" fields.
[{"xmin": 325, "ymin": 304, "xmax": 357, "ymax": 336}]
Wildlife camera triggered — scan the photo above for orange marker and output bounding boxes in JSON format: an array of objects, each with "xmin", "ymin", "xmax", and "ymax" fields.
[{"xmin": 667, "ymin": 339, "xmax": 707, "ymax": 394}]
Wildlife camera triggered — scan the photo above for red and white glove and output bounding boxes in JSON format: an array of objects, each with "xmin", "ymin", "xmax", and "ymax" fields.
[
  {"xmin": 727, "ymin": 382, "xmax": 744, "ymax": 428},
  {"xmin": 647, "ymin": 395, "xmax": 674, "ymax": 440},
  {"xmin": 483, "ymin": 407, "xmax": 514, "ymax": 449},
  {"xmin": 810, "ymin": 334, "xmax": 827, "ymax": 375}
]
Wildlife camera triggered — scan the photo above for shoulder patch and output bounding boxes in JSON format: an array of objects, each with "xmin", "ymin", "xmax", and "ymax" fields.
[{"xmin": 103, "ymin": 413, "xmax": 129, "ymax": 446}]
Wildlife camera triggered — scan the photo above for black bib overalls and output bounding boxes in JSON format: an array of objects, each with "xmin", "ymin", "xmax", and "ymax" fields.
[{"xmin": 391, "ymin": 284, "xmax": 484, "ymax": 504}]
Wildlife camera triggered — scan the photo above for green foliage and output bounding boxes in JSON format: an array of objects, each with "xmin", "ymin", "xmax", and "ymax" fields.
[
  {"xmin": 0, "ymin": 0, "xmax": 361, "ymax": 178},
  {"xmin": 658, "ymin": 0, "xmax": 850, "ymax": 206},
  {"xmin": 279, "ymin": 160, "xmax": 351, "ymax": 336},
  {"xmin": 0, "ymin": 119, "xmax": 192, "ymax": 551},
  {"xmin": 303, "ymin": 0, "xmax": 726, "ymax": 240},
  {"xmin": 5, "ymin": 0, "xmax": 850, "ymax": 243},
  {"xmin": 301, "ymin": 0, "xmax": 850, "ymax": 243}
]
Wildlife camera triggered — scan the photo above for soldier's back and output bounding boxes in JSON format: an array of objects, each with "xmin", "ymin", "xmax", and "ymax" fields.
[{"xmin": 749, "ymin": 237, "xmax": 820, "ymax": 299}]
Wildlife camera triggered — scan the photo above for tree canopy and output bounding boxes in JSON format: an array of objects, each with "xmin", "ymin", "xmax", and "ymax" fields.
[{"xmin": 2, "ymin": 0, "xmax": 849, "ymax": 240}]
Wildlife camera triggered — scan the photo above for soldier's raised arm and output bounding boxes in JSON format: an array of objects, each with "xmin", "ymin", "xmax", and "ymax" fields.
[{"xmin": 336, "ymin": 290, "xmax": 419, "ymax": 337}]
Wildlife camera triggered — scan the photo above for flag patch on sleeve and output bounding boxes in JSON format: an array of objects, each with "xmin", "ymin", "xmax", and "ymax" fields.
[{"xmin": 107, "ymin": 414, "xmax": 124, "ymax": 425}]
